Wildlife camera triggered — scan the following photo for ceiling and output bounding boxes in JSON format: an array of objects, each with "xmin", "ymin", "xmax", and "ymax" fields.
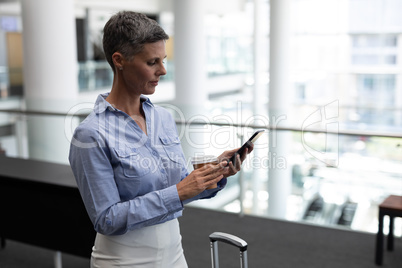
[{"xmin": 0, "ymin": 0, "xmax": 248, "ymax": 17}]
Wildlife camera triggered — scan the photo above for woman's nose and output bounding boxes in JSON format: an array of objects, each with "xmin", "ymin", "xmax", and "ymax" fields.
[{"xmin": 158, "ymin": 62, "xmax": 167, "ymax": 76}]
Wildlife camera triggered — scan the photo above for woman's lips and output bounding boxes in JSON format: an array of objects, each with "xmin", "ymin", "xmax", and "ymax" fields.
[{"xmin": 149, "ymin": 81, "xmax": 159, "ymax": 86}]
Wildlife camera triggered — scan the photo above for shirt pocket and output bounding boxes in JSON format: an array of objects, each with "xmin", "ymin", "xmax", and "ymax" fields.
[
  {"xmin": 114, "ymin": 148, "xmax": 151, "ymax": 178},
  {"xmin": 159, "ymin": 135, "xmax": 185, "ymax": 166}
]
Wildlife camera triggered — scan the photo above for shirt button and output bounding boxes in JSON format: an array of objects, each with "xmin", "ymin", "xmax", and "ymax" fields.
[{"xmin": 152, "ymin": 151, "xmax": 158, "ymax": 156}]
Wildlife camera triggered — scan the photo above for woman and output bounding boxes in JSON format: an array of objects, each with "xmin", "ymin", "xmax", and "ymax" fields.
[{"xmin": 69, "ymin": 11, "xmax": 251, "ymax": 267}]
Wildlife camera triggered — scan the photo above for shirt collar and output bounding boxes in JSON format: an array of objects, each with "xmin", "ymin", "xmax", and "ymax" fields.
[
  {"xmin": 140, "ymin": 95, "xmax": 154, "ymax": 107},
  {"xmin": 94, "ymin": 93, "xmax": 154, "ymax": 114}
]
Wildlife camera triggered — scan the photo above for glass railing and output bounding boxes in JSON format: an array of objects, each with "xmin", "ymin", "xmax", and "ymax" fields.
[
  {"xmin": 78, "ymin": 61, "xmax": 114, "ymax": 92},
  {"xmin": 77, "ymin": 60, "xmax": 176, "ymax": 92},
  {"xmin": 0, "ymin": 66, "xmax": 8, "ymax": 90},
  {"xmin": 76, "ymin": 59, "xmax": 247, "ymax": 92},
  {"xmin": 0, "ymin": 107, "xmax": 400, "ymax": 236},
  {"xmin": 1, "ymin": 54, "xmax": 250, "ymax": 96},
  {"xmin": 172, "ymin": 119, "xmax": 402, "ymax": 236},
  {"xmin": 0, "ymin": 66, "xmax": 24, "ymax": 98}
]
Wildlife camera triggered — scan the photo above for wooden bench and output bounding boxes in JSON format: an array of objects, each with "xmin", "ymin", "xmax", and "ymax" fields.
[{"xmin": 375, "ymin": 195, "xmax": 402, "ymax": 265}]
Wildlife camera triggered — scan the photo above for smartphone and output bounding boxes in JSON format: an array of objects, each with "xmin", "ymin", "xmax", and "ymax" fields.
[{"xmin": 228, "ymin": 130, "xmax": 265, "ymax": 166}]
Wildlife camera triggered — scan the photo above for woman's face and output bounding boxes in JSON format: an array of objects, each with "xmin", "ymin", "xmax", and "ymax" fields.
[{"xmin": 122, "ymin": 40, "xmax": 167, "ymax": 95}]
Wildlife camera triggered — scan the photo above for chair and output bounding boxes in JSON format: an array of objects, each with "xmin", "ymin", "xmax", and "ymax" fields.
[{"xmin": 375, "ymin": 195, "xmax": 402, "ymax": 265}]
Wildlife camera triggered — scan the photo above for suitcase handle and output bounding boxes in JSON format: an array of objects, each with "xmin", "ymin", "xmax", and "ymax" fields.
[
  {"xmin": 209, "ymin": 232, "xmax": 248, "ymax": 252},
  {"xmin": 209, "ymin": 232, "xmax": 248, "ymax": 268}
]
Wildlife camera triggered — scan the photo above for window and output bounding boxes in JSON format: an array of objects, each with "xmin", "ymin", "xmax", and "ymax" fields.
[
  {"xmin": 351, "ymin": 34, "xmax": 398, "ymax": 65},
  {"xmin": 356, "ymin": 74, "xmax": 396, "ymax": 125}
]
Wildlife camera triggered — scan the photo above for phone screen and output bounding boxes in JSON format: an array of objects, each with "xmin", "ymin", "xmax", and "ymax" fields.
[{"xmin": 248, "ymin": 130, "xmax": 264, "ymax": 143}]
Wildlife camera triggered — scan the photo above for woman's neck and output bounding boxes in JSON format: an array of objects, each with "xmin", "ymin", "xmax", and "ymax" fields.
[
  {"xmin": 106, "ymin": 89, "xmax": 148, "ymax": 135},
  {"xmin": 106, "ymin": 86, "xmax": 142, "ymax": 116}
]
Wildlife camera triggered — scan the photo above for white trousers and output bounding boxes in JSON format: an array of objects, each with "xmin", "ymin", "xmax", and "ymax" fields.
[{"xmin": 91, "ymin": 219, "xmax": 188, "ymax": 268}]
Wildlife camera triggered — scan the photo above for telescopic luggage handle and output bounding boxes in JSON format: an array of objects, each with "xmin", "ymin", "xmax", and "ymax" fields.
[{"xmin": 209, "ymin": 232, "xmax": 248, "ymax": 268}]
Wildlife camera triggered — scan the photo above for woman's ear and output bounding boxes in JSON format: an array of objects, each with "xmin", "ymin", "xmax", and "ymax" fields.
[{"xmin": 112, "ymin": 52, "xmax": 124, "ymax": 71}]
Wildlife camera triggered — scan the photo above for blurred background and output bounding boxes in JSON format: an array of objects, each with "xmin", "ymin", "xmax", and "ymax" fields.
[{"xmin": 0, "ymin": 0, "xmax": 401, "ymax": 237}]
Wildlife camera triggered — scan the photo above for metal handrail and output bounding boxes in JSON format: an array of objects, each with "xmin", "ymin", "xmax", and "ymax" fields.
[
  {"xmin": 0, "ymin": 108, "xmax": 401, "ymax": 139},
  {"xmin": 0, "ymin": 109, "xmax": 87, "ymax": 118}
]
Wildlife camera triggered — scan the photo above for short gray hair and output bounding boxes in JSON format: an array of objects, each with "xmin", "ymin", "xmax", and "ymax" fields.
[{"xmin": 102, "ymin": 11, "xmax": 169, "ymax": 72}]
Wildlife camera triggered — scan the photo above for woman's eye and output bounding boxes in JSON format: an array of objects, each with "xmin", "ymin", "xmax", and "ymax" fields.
[{"xmin": 148, "ymin": 61, "xmax": 156, "ymax": 66}]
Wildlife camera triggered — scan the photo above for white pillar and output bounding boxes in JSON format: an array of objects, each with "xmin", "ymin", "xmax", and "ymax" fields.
[
  {"xmin": 173, "ymin": 0, "xmax": 208, "ymax": 159},
  {"xmin": 253, "ymin": 0, "xmax": 266, "ymax": 112},
  {"xmin": 396, "ymin": 35, "xmax": 402, "ymax": 127},
  {"xmin": 268, "ymin": 0, "xmax": 292, "ymax": 219},
  {"xmin": 252, "ymin": 0, "xmax": 269, "ymax": 215},
  {"xmin": 173, "ymin": 0, "xmax": 207, "ymax": 110},
  {"xmin": 20, "ymin": 0, "xmax": 78, "ymax": 163}
]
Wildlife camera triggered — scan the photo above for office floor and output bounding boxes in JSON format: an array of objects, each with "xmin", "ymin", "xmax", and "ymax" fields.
[
  {"xmin": 1, "ymin": 207, "xmax": 401, "ymax": 268},
  {"xmin": 0, "ymin": 240, "xmax": 89, "ymax": 268},
  {"xmin": 179, "ymin": 207, "xmax": 402, "ymax": 268}
]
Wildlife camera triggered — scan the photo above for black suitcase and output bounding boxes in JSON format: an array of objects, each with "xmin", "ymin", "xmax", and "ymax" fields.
[{"xmin": 209, "ymin": 232, "xmax": 248, "ymax": 268}]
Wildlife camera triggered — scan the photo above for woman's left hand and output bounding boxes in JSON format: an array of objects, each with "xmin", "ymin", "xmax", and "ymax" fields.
[{"xmin": 217, "ymin": 144, "xmax": 254, "ymax": 177}]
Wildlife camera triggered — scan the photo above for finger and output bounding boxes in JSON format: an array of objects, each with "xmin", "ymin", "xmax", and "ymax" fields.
[
  {"xmin": 204, "ymin": 174, "xmax": 224, "ymax": 189},
  {"xmin": 210, "ymin": 164, "xmax": 229, "ymax": 176},
  {"xmin": 218, "ymin": 149, "xmax": 236, "ymax": 162},
  {"xmin": 240, "ymin": 147, "xmax": 248, "ymax": 162},
  {"xmin": 219, "ymin": 160, "xmax": 228, "ymax": 167},
  {"xmin": 223, "ymin": 148, "xmax": 239, "ymax": 156},
  {"xmin": 225, "ymin": 161, "xmax": 237, "ymax": 175},
  {"xmin": 228, "ymin": 148, "xmax": 240, "ymax": 154},
  {"xmin": 212, "ymin": 163, "xmax": 228, "ymax": 177},
  {"xmin": 212, "ymin": 174, "xmax": 224, "ymax": 184},
  {"xmin": 197, "ymin": 162, "xmax": 226, "ymax": 177},
  {"xmin": 197, "ymin": 162, "xmax": 221, "ymax": 172},
  {"xmin": 203, "ymin": 169, "xmax": 226, "ymax": 184},
  {"xmin": 247, "ymin": 143, "xmax": 254, "ymax": 154},
  {"xmin": 236, "ymin": 153, "xmax": 242, "ymax": 170},
  {"xmin": 219, "ymin": 148, "xmax": 239, "ymax": 159}
]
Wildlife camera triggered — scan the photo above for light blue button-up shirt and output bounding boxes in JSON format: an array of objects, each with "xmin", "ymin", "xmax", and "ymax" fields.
[{"xmin": 69, "ymin": 93, "xmax": 226, "ymax": 235}]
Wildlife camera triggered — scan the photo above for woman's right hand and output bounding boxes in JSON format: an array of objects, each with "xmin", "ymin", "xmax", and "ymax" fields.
[{"xmin": 176, "ymin": 161, "xmax": 228, "ymax": 201}]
